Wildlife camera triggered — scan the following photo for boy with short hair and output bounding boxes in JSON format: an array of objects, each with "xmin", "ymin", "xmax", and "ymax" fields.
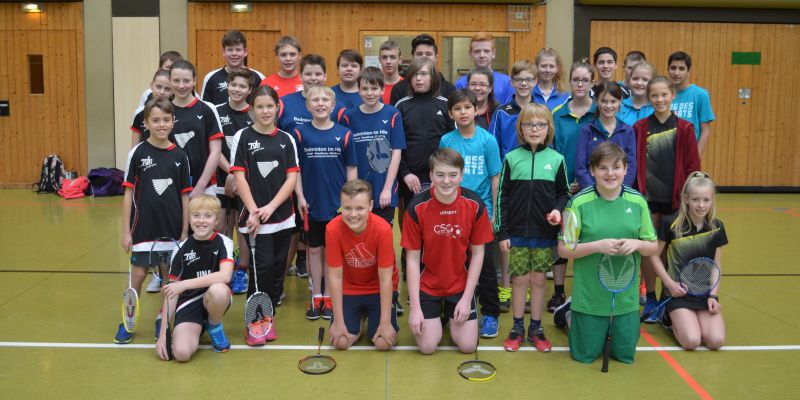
[
  {"xmin": 591, "ymin": 46, "xmax": 619, "ymax": 99},
  {"xmin": 278, "ymin": 54, "xmax": 347, "ymax": 134},
  {"xmin": 295, "ymin": 85, "xmax": 358, "ymax": 320},
  {"xmin": 439, "ymin": 90, "xmax": 502, "ymax": 338},
  {"xmin": 401, "ymin": 149, "xmax": 494, "ymax": 355},
  {"xmin": 201, "ymin": 30, "xmax": 265, "ymax": 106},
  {"xmin": 388, "ymin": 33, "xmax": 456, "ymax": 104},
  {"xmin": 331, "ymin": 49, "xmax": 364, "ymax": 109},
  {"xmin": 557, "ymin": 142, "xmax": 658, "ymax": 364},
  {"xmin": 378, "ymin": 40, "xmax": 403, "ymax": 105},
  {"xmin": 261, "ymin": 36, "xmax": 304, "ymax": 97},
  {"xmin": 214, "ymin": 69, "xmax": 255, "ymax": 294},
  {"xmin": 490, "ymin": 60, "xmax": 536, "ymax": 160},
  {"xmin": 667, "ymin": 51, "xmax": 715, "ymax": 155},
  {"xmin": 455, "ymin": 32, "xmax": 514, "ymax": 105},
  {"xmin": 621, "ymin": 50, "xmax": 646, "ymax": 95},
  {"xmin": 326, "ymin": 179, "xmax": 399, "ymax": 351},
  {"xmin": 156, "ymin": 194, "xmax": 235, "ymax": 361},
  {"xmin": 342, "ymin": 66, "xmax": 406, "ymax": 225}
]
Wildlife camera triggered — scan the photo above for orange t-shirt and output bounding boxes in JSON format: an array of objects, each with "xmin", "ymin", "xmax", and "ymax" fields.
[
  {"xmin": 261, "ymin": 73, "xmax": 304, "ymax": 98},
  {"xmin": 382, "ymin": 78, "xmax": 403, "ymax": 105},
  {"xmin": 325, "ymin": 213, "xmax": 399, "ymax": 295}
]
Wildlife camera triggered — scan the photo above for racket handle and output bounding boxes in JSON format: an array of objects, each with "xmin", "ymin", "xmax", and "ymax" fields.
[
  {"xmin": 249, "ymin": 234, "xmax": 256, "ymax": 249},
  {"xmin": 303, "ymin": 209, "xmax": 309, "ymax": 232},
  {"xmin": 165, "ymin": 326, "xmax": 173, "ymax": 361},
  {"xmin": 317, "ymin": 327, "xmax": 325, "ymax": 343},
  {"xmin": 601, "ymin": 338, "xmax": 611, "ymax": 373}
]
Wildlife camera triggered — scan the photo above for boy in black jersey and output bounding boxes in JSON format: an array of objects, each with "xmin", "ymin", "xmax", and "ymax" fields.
[
  {"xmin": 115, "ymin": 98, "xmax": 191, "ymax": 344},
  {"xmin": 201, "ymin": 30, "xmax": 265, "ymax": 106},
  {"xmin": 156, "ymin": 194, "xmax": 235, "ymax": 361}
]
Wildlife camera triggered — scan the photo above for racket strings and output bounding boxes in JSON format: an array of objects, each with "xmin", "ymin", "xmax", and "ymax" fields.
[
  {"xmin": 598, "ymin": 255, "xmax": 636, "ymax": 292},
  {"xmin": 299, "ymin": 356, "xmax": 336, "ymax": 374},
  {"xmin": 679, "ymin": 258, "xmax": 720, "ymax": 295},
  {"xmin": 562, "ymin": 210, "xmax": 579, "ymax": 249},
  {"xmin": 458, "ymin": 361, "xmax": 497, "ymax": 380}
]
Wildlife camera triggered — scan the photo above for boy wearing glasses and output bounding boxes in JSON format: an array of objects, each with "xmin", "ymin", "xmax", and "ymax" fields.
[
  {"xmin": 490, "ymin": 60, "xmax": 537, "ymax": 159},
  {"xmin": 454, "ymin": 32, "xmax": 514, "ymax": 105}
]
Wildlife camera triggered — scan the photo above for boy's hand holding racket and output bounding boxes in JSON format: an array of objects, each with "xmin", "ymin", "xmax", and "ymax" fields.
[
  {"xmin": 664, "ymin": 278, "xmax": 688, "ymax": 298},
  {"xmin": 453, "ymin": 296, "xmax": 472, "ymax": 323},
  {"xmin": 160, "ymin": 280, "xmax": 186, "ymax": 299},
  {"xmin": 546, "ymin": 210, "xmax": 561, "ymax": 226},
  {"xmin": 595, "ymin": 238, "xmax": 622, "ymax": 255},
  {"xmin": 256, "ymin": 203, "xmax": 276, "ymax": 223},
  {"xmin": 246, "ymin": 212, "xmax": 260, "ymax": 234},
  {"xmin": 121, "ymin": 233, "xmax": 132, "ymax": 252}
]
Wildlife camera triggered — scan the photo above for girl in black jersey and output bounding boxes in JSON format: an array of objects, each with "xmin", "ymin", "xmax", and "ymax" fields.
[
  {"xmin": 649, "ymin": 172, "xmax": 726, "ymax": 350},
  {"xmin": 230, "ymin": 86, "xmax": 299, "ymax": 345},
  {"xmin": 131, "ymin": 69, "xmax": 173, "ymax": 147},
  {"xmin": 157, "ymin": 195, "xmax": 235, "ymax": 361}
]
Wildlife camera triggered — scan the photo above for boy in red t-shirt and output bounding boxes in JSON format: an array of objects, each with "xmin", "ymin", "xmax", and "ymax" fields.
[
  {"xmin": 326, "ymin": 179, "xmax": 399, "ymax": 351},
  {"xmin": 260, "ymin": 36, "xmax": 303, "ymax": 98},
  {"xmin": 401, "ymin": 149, "xmax": 494, "ymax": 354}
]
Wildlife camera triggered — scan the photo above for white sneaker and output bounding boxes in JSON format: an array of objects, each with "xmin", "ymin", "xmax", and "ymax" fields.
[{"xmin": 146, "ymin": 277, "xmax": 161, "ymax": 293}]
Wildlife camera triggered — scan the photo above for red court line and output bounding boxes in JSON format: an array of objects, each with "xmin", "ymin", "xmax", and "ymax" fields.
[
  {"xmin": 781, "ymin": 209, "xmax": 800, "ymax": 218},
  {"xmin": 640, "ymin": 328, "xmax": 713, "ymax": 400}
]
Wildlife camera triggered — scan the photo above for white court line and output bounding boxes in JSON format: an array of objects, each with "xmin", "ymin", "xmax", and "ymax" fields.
[{"xmin": 1, "ymin": 342, "xmax": 799, "ymax": 352}]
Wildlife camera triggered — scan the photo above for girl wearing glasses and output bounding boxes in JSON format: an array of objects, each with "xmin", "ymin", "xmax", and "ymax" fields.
[
  {"xmin": 495, "ymin": 103, "xmax": 569, "ymax": 352},
  {"xmin": 633, "ymin": 76, "xmax": 701, "ymax": 321}
]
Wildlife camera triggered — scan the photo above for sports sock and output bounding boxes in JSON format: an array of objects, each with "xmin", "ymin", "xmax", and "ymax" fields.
[
  {"xmin": 529, "ymin": 319, "xmax": 541, "ymax": 331},
  {"xmin": 646, "ymin": 291, "xmax": 657, "ymax": 301},
  {"xmin": 513, "ymin": 317, "xmax": 524, "ymax": 330}
]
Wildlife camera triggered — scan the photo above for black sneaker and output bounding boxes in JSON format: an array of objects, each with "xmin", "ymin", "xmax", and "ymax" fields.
[
  {"xmin": 547, "ymin": 293, "xmax": 566, "ymax": 313},
  {"xmin": 394, "ymin": 298, "xmax": 404, "ymax": 316},
  {"xmin": 305, "ymin": 299, "xmax": 322, "ymax": 320},
  {"xmin": 295, "ymin": 251, "xmax": 308, "ymax": 278},
  {"xmin": 321, "ymin": 297, "xmax": 333, "ymax": 320},
  {"xmin": 553, "ymin": 296, "xmax": 571, "ymax": 329}
]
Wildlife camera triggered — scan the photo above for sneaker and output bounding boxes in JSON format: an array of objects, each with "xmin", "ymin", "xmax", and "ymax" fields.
[
  {"xmin": 525, "ymin": 288, "xmax": 531, "ymax": 313},
  {"xmin": 245, "ymin": 324, "xmax": 267, "ymax": 346},
  {"xmin": 207, "ymin": 322, "xmax": 230, "ymax": 352},
  {"xmin": 321, "ymin": 297, "xmax": 333, "ymax": 320},
  {"xmin": 154, "ymin": 317, "xmax": 161, "ymax": 340},
  {"xmin": 146, "ymin": 276, "xmax": 162, "ymax": 293},
  {"xmin": 277, "ymin": 291, "xmax": 286, "ymax": 306},
  {"xmin": 286, "ymin": 265, "xmax": 298, "ymax": 276},
  {"xmin": 659, "ymin": 305, "xmax": 672, "ymax": 330},
  {"xmin": 479, "ymin": 315, "xmax": 499, "ymax": 338},
  {"xmin": 642, "ymin": 299, "xmax": 660, "ymax": 324},
  {"xmin": 305, "ymin": 298, "xmax": 323, "ymax": 320},
  {"xmin": 265, "ymin": 322, "xmax": 278, "ymax": 342},
  {"xmin": 296, "ymin": 252, "xmax": 308, "ymax": 278},
  {"xmin": 498, "ymin": 287, "xmax": 511, "ymax": 313},
  {"xmin": 503, "ymin": 327, "xmax": 524, "ymax": 352},
  {"xmin": 394, "ymin": 298, "xmax": 404, "ymax": 316},
  {"xmin": 231, "ymin": 268, "xmax": 249, "ymax": 295},
  {"xmin": 547, "ymin": 292, "xmax": 566, "ymax": 313},
  {"xmin": 114, "ymin": 323, "xmax": 134, "ymax": 344},
  {"xmin": 553, "ymin": 296, "xmax": 571, "ymax": 329},
  {"xmin": 528, "ymin": 327, "xmax": 552, "ymax": 352},
  {"xmin": 640, "ymin": 295, "xmax": 648, "ymax": 306}
]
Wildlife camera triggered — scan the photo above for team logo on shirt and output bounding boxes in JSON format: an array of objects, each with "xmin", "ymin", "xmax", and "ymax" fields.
[
  {"xmin": 174, "ymin": 131, "xmax": 196, "ymax": 148},
  {"xmin": 216, "ymin": 82, "xmax": 228, "ymax": 92},
  {"xmin": 436, "ymin": 110, "xmax": 443, "ymax": 116},
  {"xmin": 257, "ymin": 161, "xmax": 279, "ymax": 178},
  {"xmin": 152, "ymin": 178, "xmax": 173, "ymax": 195},
  {"xmin": 247, "ymin": 140, "xmax": 263, "ymax": 155},
  {"xmin": 219, "ymin": 115, "xmax": 231, "ymax": 127},
  {"xmin": 197, "ymin": 115, "xmax": 204, "ymax": 120},
  {"xmin": 334, "ymin": 136, "xmax": 341, "ymax": 142},
  {"xmin": 626, "ymin": 208, "xmax": 633, "ymax": 214},
  {"xmin": 382, "ymin": 120, "xmax": 388, "ymax": 125},
  {"xmin": 183, "ymin": 249, "xmax": 200, "ymax": 265},
  {"xmin": 367, "ymin": 138, "xmax": 392, "ymax": 173},
  {"xmin": 140, "ymin": 156, "xmax": 156, "ymax": 171},
  {"xmin": 345, "ymin": 243, "xmax": 376, "ymax": 269},
  {"xmin": 434, "ymin": 223, "xmax": 462, "ymax": 239},
  {"xmin": 544, "ymin": 163, "xmax": 553, "ymax": 170}
]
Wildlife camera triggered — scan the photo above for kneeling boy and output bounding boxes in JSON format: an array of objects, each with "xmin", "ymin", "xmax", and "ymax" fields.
[
  {"xmin": 156, "ymin": 195, "xmax": 235, "ymax": 361},
  {"xmin": 326, "ymin": 179, "xmax": 399, "ymax": 351},
  {"xmin": 401, "ymin": 149, "xmax": 494, "ymax": 354}
]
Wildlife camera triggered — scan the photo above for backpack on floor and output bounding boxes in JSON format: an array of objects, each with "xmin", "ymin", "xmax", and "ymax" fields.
[
  {"xmin": 35, "ymin": 154, "xmax": 65, "ymax": 193},
  {"xmin": 88, "ymin": 167, "xmax": 125, "ymax": 196},
  {"xmin": 57, "ymin": 176, "xmax": 90, "ymax": 199}
]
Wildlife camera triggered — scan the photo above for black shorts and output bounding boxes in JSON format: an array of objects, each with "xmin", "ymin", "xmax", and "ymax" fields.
[
  {"xmin": 665, "ymin": 295, "xmax": 711, "ymax": 313},
  {"xmin": 372, "ymin": 207, "xmax": 395, "ymax": 226},
  {"xmin": 292, "ymin": 195, "xmax": 303, "ymax": 234},
  {"xmin": 216, "ymin": 193, "xmax": 236, "ymax": 211},
  {"xmin": 307, "ymin": 219, "xmax": 331, "ymax": 247},
  {"xmin": 130, "ymin": 250, "xmax": 171, "ymax": 269},
  {"xmin": 174, "ymin": 294, "xmax": 232, "ymax": 327},
  {"xmin": 420, "ymin": 291, "xmax": 478, "ymax": 321},
  {"xmin": 334, "ymin": 291, "xmax": 400, "ymax": 338},
  {"xmin": 647, "ymin": 200, "xmax": 675, "ymax": 216}
]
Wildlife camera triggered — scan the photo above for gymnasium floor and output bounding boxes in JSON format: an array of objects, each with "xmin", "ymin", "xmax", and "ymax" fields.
[{"xmin": 0, "ymin": 189, "xmax": 797, "ymax": 399}]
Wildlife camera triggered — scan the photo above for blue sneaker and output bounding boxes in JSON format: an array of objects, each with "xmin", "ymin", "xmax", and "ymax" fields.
[
  {"xmin": 207, "ymin": 322, "xmax": 230, "ymax": 352},
  {"xmin": 231, "ymin": 268, "xmax": 249, "ymax": 294},
  {"xmin": 642, "ymin": 299, "xmax": 660, "ymax": 324},
  {"xmin": 479, "ymin": 315, "xmax": 499, "ymax": 338},
  {"xmin": 114, "ymin": 323, "xmax": 134, "ymax": 344},
  {"xmin": 155, "ymin": 317, "xmax": 161, "ymax": 340}
]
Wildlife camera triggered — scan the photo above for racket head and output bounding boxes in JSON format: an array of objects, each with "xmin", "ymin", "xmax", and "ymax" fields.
[
  {"xmin": 121, "ymin": 287, "xmax": 139, "ymax": 333},
  {"xmin": 597, "ymin": 254, "xmax": 637, "ymax": 293},
  {"xmin": 679, "ymin": 257, "xmax": 721, "ymax": 296},
  {"xmin": 244, "ymin": 292, "xmax": 274, "ymax": 338},
  {"xmin": 457, "ymin": 360, "xmax": 497, "ymax": 381},
  {"xmin": 298, "ymin": 355, "xmax": 337, "ymax": 375},
  {"xmin": 561, "ymin": 209, "xmax": 580, "ymax": 250}
]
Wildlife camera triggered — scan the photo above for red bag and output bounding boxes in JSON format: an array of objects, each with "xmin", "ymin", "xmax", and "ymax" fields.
[{"xmin": 57, "ymin": 176, "xmax": 90, "ymax": 199}]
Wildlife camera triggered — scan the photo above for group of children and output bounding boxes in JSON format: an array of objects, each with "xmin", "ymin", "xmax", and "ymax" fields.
[{"xmin": 113, "ymin": 29, "xmax": 727, "ymax": 366}]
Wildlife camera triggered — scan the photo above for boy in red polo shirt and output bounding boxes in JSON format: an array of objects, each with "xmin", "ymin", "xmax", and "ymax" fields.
[
  {"xmin": 401, "ymin": 149, "xmax": 494, "ymax": 354},
  {"xmin": 326, "ymin": 179, "xmax": 399, "ymax": 351}
]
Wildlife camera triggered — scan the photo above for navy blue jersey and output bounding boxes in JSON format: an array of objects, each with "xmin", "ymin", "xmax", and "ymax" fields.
[
  {"xmin": 277, "ymin": 91, "xmax": 347, "ymax": 134},
  {"xmin": 171, "ymin": 232, "xmax": 234, "ymax": 307},
  {"xmin": 230, "ymin": 126, "xmax": 299, "ymax": 234},
  {"xmin": 294, "ymin": 122, "xmax": 358, "ymax": 221},
  {"xmin": 215, "ymin": 102, "xmax": 253, "ymax": 192},
  {"xmin": 200, "ymin": 67, "xmax": 265, "ymax": 106},
  {"xmin": 123, "ymin": 141, "xmax": 192, "ymax": 251},
  {"xmin": 331, "ymin": 84, "xmax": 363, "ymax": 109},
  {"xmin": 342, "ymin": 105, "xmax": 406, "ymax": 208},
  {"xmin": 172, "ymin": 98, "xmax": 224, "ymax": 187}
]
